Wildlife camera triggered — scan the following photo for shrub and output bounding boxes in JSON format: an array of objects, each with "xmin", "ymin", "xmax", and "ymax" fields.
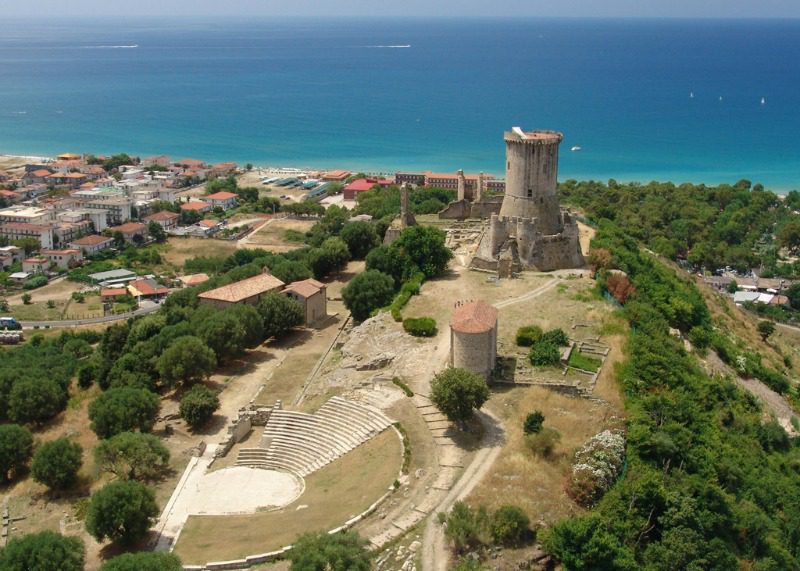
[
  {"xmin": 516, "ymin": 325, "xmax": 543, "ymax": 347},
  {"xmin": 23, "ymin": 275, "xmax": 48, "ymax": 290},
  {"xmin": 21, "ymin": 293, "xmax": 31, "ymax": 304},
  {"xmin": 8, "ymin": 378, "xmax": 67, "ymax": 425},
  {"xmin": 31, "ymin": 437, "xmax": 82, "ymax": 490},
  {"xmin": 179, "ymin": 385, "xmax": 220, "ymax": 430},
  {"xmin": 529, "ymin": 341, "xmax": 561, "ymax": 367},
  {"xmin": 541, "ymin": 328, "xmax": 570, "ymax": 346},
  {"xmin": 403, "ymin": 316, "xmax": 437, "ymax": 337},
  {"xmin": 566, "ymin": 430, "xmax": 626, "ymax": 507},
  {"xmin": 523, "ymin": 411, "xmax": 545, "ymax": 434},
  {"xmin": 0, "ymin": 530, "xmax": 84, "ymax": 571},
  {"xmin": 289, "ymin": 530, "xmax": 371, "ymax": 571},
  {"xmin": 444, "ymin": 501, "xmax": 490, "ymax": 553},
  {"xmin": 525, "ymin": 427, "xmax": 561, "ymax": 458},
  {"xmin": 491, "ymin": 505, "xmax": 531, "ymax": 546},
  {"xmin": 99, "ymin": 552, "xmax": 182, "ymax": 571},
  {"xmin": 391, "ymin": 377, "xmax": 414, "ymax": 397}
]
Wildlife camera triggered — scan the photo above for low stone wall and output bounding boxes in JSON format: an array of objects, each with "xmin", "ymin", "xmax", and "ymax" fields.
[{"xmin": 214, "ymin": 400, "xmax": 280, "ymax": 458}]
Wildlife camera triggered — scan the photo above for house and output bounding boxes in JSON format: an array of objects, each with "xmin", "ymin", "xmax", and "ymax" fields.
[
  {"xmin": 205, "ymin": 191, "xmax": 238, "ymax": 210},
  {"xmin": 342, "ymin": 178, "xmax": 394, "ymax": 200},
  {"xmin": 108, "ymin": 222, "xmax": 147, "ymax": 244},
  {"xmin": 179, "ymin": 273, "xmax": 210, "ymax": 287},
  {"xmin": 144, "ymin": 210, "xmax": 179, "ymax": 230},
  {"xmin": 321, "ymin": 170, "xmax": 351, "ymax": 182},
  {"xmin": 40, "ymin": 248, "xmax": 83, "ymax": 270},
  {"xmin": 143, "ymin": 155, "xmax": 171, "ymax": 168},
  {"xmin": 46, "ymin": 172, "xmax": 88, "ymax": 189},
  {"xmin": 9, "ymin": 272, "xmax": 31, "ymax": 284},
  {"xmin": 127, "ymin": 277, "xmax": 169, "ymax": 300},
  {"xmin": 69, "ymin": 234, "xmax": 114, "ymax": 255},
  {"xmin": 22, "ymin": 257, "xmax": 48, "ymax": 274},
  {"xmin": 176, "ymin": 158, "xmax": 207, "ymax": 170},
  {"xmin": 210, "ymin": 162, "xmax": 238, "ymax": 176},
  {"xmin": 100, "ymin": 287, "xmax": 128, "ymax": 301},
  {"xmin": 23, "ymin": 169, "xmax": 53, "ymax": 185},
  {"xmin": 198, "ymin": 271, "xmax": 285, "ymax": 308},
  {"xmin": 0, "ymin": 246, "xmax": 23, "ymax": 264},
  {"xmin": 198, "ymin": 219, "xmax": 221, "ymax": 233},
  {"xmin": 180, "ymin": 201, "xmax": 212, "ymax": 215},
  {"xmin": 88, "ymin": 268, "xmax": 137, "ymax": 286},
  {"xmin": 0, "ymin": 223, "xmax": 55, "ymax": 248},
  {"xmin": 282, "ymin": 278, "xmax": 327, "ymax": 325}
]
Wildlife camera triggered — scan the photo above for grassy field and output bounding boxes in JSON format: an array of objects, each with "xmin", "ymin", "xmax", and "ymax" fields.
[
  {"xmin": 242, "ymin": 219, "xmax": 315, "ymax": 252},
  {"xmin": 161, "ymin": 237, "xmax": 239, "ymax": 269},
  {"xmin": 174, "ymin": 429, "xmax": 402, "ymax": 565}
]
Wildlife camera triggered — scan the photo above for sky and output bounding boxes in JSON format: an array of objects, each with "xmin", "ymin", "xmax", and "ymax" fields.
[{"xmin": 4, "ymin": 0, "xmax": 800, "ymax": 18}]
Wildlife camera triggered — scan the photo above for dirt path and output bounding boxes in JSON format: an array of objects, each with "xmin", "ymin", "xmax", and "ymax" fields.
[{"xmin": 420, "ymin": 410, "xmax": 505, "ymax": 571}]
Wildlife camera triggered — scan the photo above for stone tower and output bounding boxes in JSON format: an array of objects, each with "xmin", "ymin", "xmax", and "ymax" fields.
[
  {"xmin": 470, "ymin": 127, "xmax": 584, "ymax": 272},
  {"xmin": 500, "ymin": 128, "xmax": 563, "ymax": 235}
]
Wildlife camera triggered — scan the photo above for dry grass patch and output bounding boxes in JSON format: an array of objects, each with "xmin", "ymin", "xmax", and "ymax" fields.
[
  {"xmin": 162, "ymin": 237, "xmax": 238, "ymax": 268},
  {"xmin": 173, "ymin": 429, "xmax": 402, "ymax": 565},
  {"xmin": 243, "ymin": 219, "xmax": 314, "ymax": 252}
]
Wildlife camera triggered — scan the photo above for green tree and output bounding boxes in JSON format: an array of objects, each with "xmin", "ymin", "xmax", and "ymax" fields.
[
  {"xmin": 21, "ymin": 292, "xmax": 31, "ymax": 305},
  {"xmin": 777, "ymin": 219, "xmax": 800, "ymax": 252},
  {"xmin": 11, "ymin": 237, "xmax": 40, "ymax": 255},
  {"xmin": 111, "ymin": 231, "xmax": 126, "ymax": 249},
  {"xmin": 430, "ymin": 368, "xmax": 490, "ymax": 426},
  {"xmin": 269, "ymin": 259, "xmax": 312, "ymax": 284},
  {"xmin": 288, "ymin": 531, "xmax": 371, "ymax": 571},
  {"xmin": 523, "ymin": 411, "xmax": 545, "ymax": 434},
  {"xmin": 491, "ymin": 505, "xmax": 531, "ymax": 546},
  {"xmin": 341, "ymin": 269, "xmax": 395, "ymax": 322},
  {"xmin": 156, "ymin": 336, "xmax": 216, "ymax": 387},
  {"xmin": 726, "ymin": 279, "xmax": 738, "ymax": 294},
  {"xmin": 31, "ymin": 438, "xmax": 82, "ymax": 490},
  {"xmin": 757, "ymin": 320, "xmax": 776, "ymax": 342},
  {"xmin": 85, "ymin": 480, "xmax": 159, "ymax": 545},
  {"xmin": 179, "ymin": 385, "xmax": 220, "ymax": 430},
  {"xmin": 194, "ymin": 305, "xmax": 263, "ymax": 361},
  {"xmin": 257, "ymin": 292, "xmax": 304, "ymax": 339},
  {"xmin": 444, "ymin": 501, "xmax": 489, "ymax": 553},
  {"xmin": 8, "ymin": 378, "xmax": 67, "ymax": 425},
  {"xmin": 88, "ymin": 387, "xmax": 160, "ymax": 439},
  {"xmin": 0, "ymin": 531, "xmax": 84, "ymax": 571},
  {"xmin": 309, "ymin": 237, "xmax": 351, "ymax": 278},
  {"xmin": 786, "ymin": 283, "xmax": 800, "ymax": 310},
  {"xmin": 392, "ymin": 225, "xmax": 453, "ymax": 278},
  {"xmin": 147, "ymin": 221, "xmax": 167, "ymax": 243},
  {"xmin": 99, "ymin": 552, "xmax": 182, "ymax": 571},
  {"xmin": 529, "ymin": 341, "xmax": 561, "ymax": 367},
  {"xmin": 0, "ymin": 424, "xmax": 33, "ymax": 483},
  {"xmin": 340, "ymin": 221, "xmax": 380, "ymax": 259},
  {"xmin": 93, "ymin": 432, "xmax": 169, "ymax": 481}
]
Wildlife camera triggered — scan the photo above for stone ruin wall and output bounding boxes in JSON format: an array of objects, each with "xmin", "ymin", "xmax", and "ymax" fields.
[
  {"xmin": 438, "ymin": 196, "xmax": 503, "ymax": 220},
  {"xmin": 215, "ymin": 401, "xmax": 279, "ymax": 458}
]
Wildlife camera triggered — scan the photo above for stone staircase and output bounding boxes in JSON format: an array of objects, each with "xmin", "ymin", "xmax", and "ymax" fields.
[{"xmin": 236, "ymin": 396, "xmax": 393, "ymax": 477}]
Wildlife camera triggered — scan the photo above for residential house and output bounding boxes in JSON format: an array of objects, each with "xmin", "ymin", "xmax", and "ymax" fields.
[
  {"xmin": 46, "ymin": 172, "xmax": 88, "ymax": 189},
  {"xmin": 88, "ymin": 268, "xmax": 137, "ymax": 286},
  {"xmin": 210, "ymin": 162, "xmax": 237, "ymax": 176},
  {"xmin": 144, "ymin": 210, "xmax": 179, "ymax": 230},
  {"xmin": 108, "ymin": 222, "xmax": 147, "ymax": 244},
  {"xmin": 179, "ymin": 273, "xmax": 210, "ymax": 287},
  {"xmin": 282, "ymin": 278, "xmax": 327, "ymax": 325},
  {"xmin": 127, "ymin": 277, "xmax": 169, "ymax": 300},
  {"xmin": 205, "ymin": 191, "xmax": 238, "ymax": 210},
  {"xmin": 100, "ymin": 287, "xmax": 128, "ymax": 301},
  {"xmin": 180, "ymin": 201, "xmax": 212, "ymax": 215},
  {"xmin": 321, "ymin": 170, "xmax": 351, "ymax": 182},
  {"xmin": 9, "ymin": 272, "xmax": 31, "ymax": 284},
  {"xmin": 69, "ymin": 234, "xmax": 114, "ymax": 255},
  {"xmin": 198, "ymin": 271, "xmax": 285, "ymax": 309},
  {"xmin": 22, "ymin": 257, "xmax": 47, "ymax": 274},
  {"xmin": 23, "ymin": 169, "xmax": 53, "ymax": 185},
  {"xmin": 0, "ymin": 245, "xmax": 22, "ymax": 268},
  {"xmin": 198, "ymin": 219, "xmax": 221, "ymax": 234},
  {"xmin": 40, "ymin": 248, "xmax": 83, "ymax": 270},
  {"xmin": 143, "ymin": 155, "xmax": 171, "ymax": 168}
]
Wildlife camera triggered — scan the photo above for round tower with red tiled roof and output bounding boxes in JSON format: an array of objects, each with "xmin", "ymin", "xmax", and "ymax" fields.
[{"xmin": 449, "ymin": 300, "xmax": 498, "ymax": 379}]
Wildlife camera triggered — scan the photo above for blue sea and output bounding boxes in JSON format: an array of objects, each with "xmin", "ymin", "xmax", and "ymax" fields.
[{"xmin": 1, "ymin": 17, "xmax": 800, "ymax": 190}]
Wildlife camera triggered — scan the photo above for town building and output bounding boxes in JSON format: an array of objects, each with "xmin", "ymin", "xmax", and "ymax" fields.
[
  {"xmin": 179, "ymin": 273, "xmax": 210, "ymax": 287},
  {"xmin": 108, "ymin": 222, "xmax": 147, "ymax": 243},
  {"xmin": 0, "ymin": 223, "xmax": 55, "ymax": 249},
  {"xmin": 127, "ymin": 277, "xmax": 169, "ymax": 300},
  {"xmin": 282, "ymin": 278, "xmax": 327, "ymax": 325},
  {"xmin": 205, "ymin": 191, "xmax": 238, "ymax": 210},
  {"xmin": 144, "ymin": 210, "xmax": 179, "ymax": 230},
  {"xmin": 22, "ymin": 169, "xmax": 53, "ymax": 185},
  {"xmin": 22, "ymin": 257, "xmax": 48, "ymax": 274},
  {"xmin": 180, "ymin": 201, "xmax": 212, "ymax": 215},
  {"xmin": 88, "ymin": 268, "xmax": 137, "ymax": 286},
  {"xmin": 449, "ymin": 300, "xmax": 498, "ymax": 380},
  {"xmin": 342, "ymin": 178, "xmax": 394, "ymax": 200},
  {"xmin": 198, "ymin": 271, "xmax": 285, "ymax": 309},
  {"xmin": 69, "ymin": 234, "xmax": 114, "ymax": 255},
  {"xmin": 321, "ymin": 170, "xmax": 351, "ymax": 182},
  {"xmin": 0, "ymin": 206, "xmax": 53, "ymax": 225},
  {"xmin": 40, "ymin": 248, "xmax": 83, "ymax": 269},
  {"xmin": 0, "ymin": 246, "xmax": 23, "ymax": 268}
]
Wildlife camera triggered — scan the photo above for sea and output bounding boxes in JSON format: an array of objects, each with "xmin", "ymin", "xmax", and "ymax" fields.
[{"xmin": 1, "ymin": 17, "xmax": 800, "ymax": 190}]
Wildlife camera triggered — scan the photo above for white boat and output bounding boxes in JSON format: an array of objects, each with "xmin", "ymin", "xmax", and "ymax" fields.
[
  {"xmin": 690, "ymin": 91, "xmax": 694, "ymax": 98},
  {"xmin": 570, "ymin": 146, "xmax": 582, "ymax": 152},
  {"xmin": 761, "ymin": 97, "xmax": 766, "ymax": 105}
]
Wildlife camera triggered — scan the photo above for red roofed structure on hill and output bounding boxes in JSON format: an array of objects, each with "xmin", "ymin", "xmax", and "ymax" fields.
[{"xmin": 449, "ymin": 300, "xmax": 498, "ymax": 379}]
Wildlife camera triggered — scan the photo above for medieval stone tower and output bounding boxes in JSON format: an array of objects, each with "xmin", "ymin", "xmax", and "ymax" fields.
[{"xmin": 471, "ymin": 127, "xmax": 584, "ymax": 272}]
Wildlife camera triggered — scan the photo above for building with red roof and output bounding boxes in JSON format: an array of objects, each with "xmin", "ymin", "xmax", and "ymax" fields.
[
  {"xmin": 449, "ymin": 300, "xmax": 498, "ymax": 379},
  {"xmin": 205, "ymin": 191, "xmax": 238, "ymax": 210},
  {"xmin": 180, "ymin": 201, "xmax": 212, "ymax": 214},
  {"xmin": 342, "ymin": 178, "xmax": 394, "ymax": 200},
  {"xmin": 144, "ymin": 210, "xmax": 179, "ymax": 230},
  {"xmin": 321, "ymin": 170, "xmax": 351, "ymax": 182},
  {"xmin": 282, "ymin": 278, "xmax": 327, "ymax": 325}
]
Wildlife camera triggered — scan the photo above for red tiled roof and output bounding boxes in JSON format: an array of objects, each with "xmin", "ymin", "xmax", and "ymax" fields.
[
  {"xmin": 450, "ymin": 300, "xmax": 498, "ymax": 334},
  {"xmin": 144, "ymin": 210, "xmax": 179, "ymax": 222},
  {"xmin": 199, "ymin": 219, "xmax": 218, "ymax": 228},
  {"xmin": 0, "ymin": 222, "xmax": 54, "ymax": 231},
  {"xmin": 128, "ymin": 277, "xmax": 168, "ymax": 297},
  {"xmin": 198, "ymin": 272, "xmax": 285, "ymax": 304},
  {"xmin": 180, "ymin": 273, "xmax": 210, "ymax": 286},
  {"xmin": 101, "ymin": 287, "xmax": 127, "ymax": 297},
  {"xmin": 344, "ymin": 179, "xmax": 393, "ymax": 193},
  {"xmin": 30, "ymin": 169, "xmax": 52, "ymax": 177},
  {"xmin": 110, "ymin": 222, "xmax": 146, "ymax": 234},
  {"xmin": 282, "ymin": 278, "xmax": 325, "ymax": 298},
  {"xmin": 180, "ymin": 201, "xmax": 210, "ymax": 211},
  {"xmin": 70, "ymin": 234, "xmax": 113, "ymax": 246},
  {"xmin": 41, "ymin": 249, "xmax": 80, "ymax": 256},
  {"xmin": 206, "ymin": 191, "xmax": 237, "ymax": 201}
]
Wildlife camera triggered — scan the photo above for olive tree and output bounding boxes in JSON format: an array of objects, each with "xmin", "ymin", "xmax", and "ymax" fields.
[
  {"xmin": 31, "ymin": 438, "xmax": 83, "ymax": 490},
  {"xmin": 430, "ymin": 368, "xmax": 490, "ymax": 427}
]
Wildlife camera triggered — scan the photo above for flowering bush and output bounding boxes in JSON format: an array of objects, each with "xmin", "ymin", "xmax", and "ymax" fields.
[{"xmin": 567, "ymin": 430, "xmax": 625, "ymax": 507}]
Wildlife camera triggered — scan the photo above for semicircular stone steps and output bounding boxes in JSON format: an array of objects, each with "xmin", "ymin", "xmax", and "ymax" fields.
[{"xmin": 236, "ymin": 396, "xmax": 394, "ymax": 477}]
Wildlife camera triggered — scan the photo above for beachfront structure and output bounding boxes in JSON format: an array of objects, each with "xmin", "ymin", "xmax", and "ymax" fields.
[
  {"xmin": 143, "ymin": 155, "xmax": 171, "ymax": 168},
  {"xmin": 210, "ymin": 162, "xmax": 238, "ymax": 176},
  {"xmin": 395, "ymin": 171, "xmax": 505, "ymax": 195},
  {"xmin": 471, "ymin": 128, "xmax": 584, "ymax": 272},
  {"xmin": 69, "ymin": 234, "xmax": 114, "ymax": 255},
  {"xmin": 108, "ymin": 222, "xmax": 147, "ymax": 243},
  {"xmin": 198, "ymin": 272, "xmax": 285, "ymax": 309},
  {"xmin": 321, "ymin": 170, "xmax": 351, "ymax": 182},
  {"xmin": 282, "ymin": 278, "xmax": 327, "ymax": 325},
  {"xmin": 40, "ymin": 248, "xmax": 83, "ymax": 270},
  {"xmin": 342, "ymin": 178, "xmax": 394, "ymax": 200},
  {"xmin": 144, "ymin": 210, "xmax": 179, "ymax": 230},
  {"xmin": 205, "ymin": 191, "xmax": 238, "ymax": 210},
  {"xmin": 449, "ymin": 300, "xmax": 498, "ymax": 380}
]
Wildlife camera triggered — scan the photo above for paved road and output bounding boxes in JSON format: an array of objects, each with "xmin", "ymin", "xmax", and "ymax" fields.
[{"xmin": 19, "ymin": 301, "xmax": 160, "ymax": 329}]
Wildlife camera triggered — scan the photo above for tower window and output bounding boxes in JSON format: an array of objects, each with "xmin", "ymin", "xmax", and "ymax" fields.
[{"xmin": 527, "ymin": 188, "xmax": 533, "ymax": 198}]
